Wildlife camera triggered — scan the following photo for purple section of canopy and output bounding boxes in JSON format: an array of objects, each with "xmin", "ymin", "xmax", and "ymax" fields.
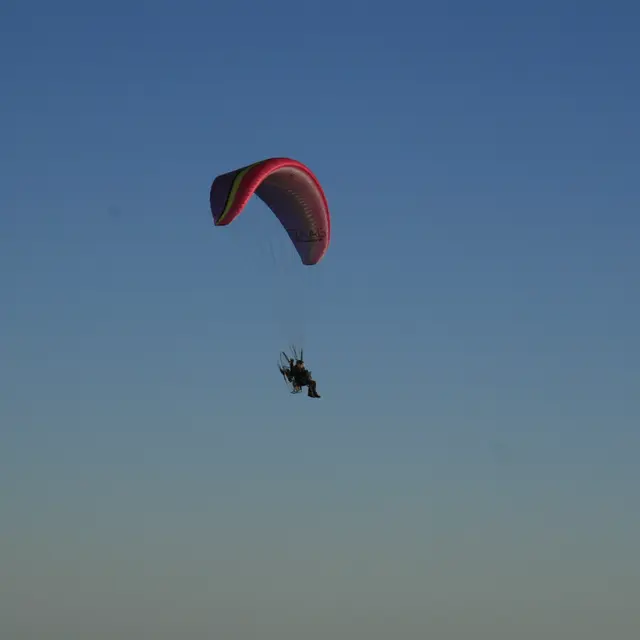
[{"xmin": 255, "ymin": 166, "xmax": 328, "ymax": 265}]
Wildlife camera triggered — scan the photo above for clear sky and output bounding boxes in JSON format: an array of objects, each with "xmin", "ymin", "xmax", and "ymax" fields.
[{"xmin": 1, "ymin": 0, "xmax": 639, "ymax": 638}]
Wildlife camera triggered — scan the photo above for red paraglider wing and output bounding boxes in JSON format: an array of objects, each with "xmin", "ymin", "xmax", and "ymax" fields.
[{"xmin": 209, "ymin": 157, "xmax": 331, "ymax": 265}]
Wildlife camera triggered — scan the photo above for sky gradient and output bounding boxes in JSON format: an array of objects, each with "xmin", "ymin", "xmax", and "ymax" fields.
[{"xmin": 2, "ymin": 0, "xmax": 639, "ymax": 638}]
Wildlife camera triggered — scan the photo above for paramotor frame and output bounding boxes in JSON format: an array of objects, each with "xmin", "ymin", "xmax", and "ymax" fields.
[{"xmin": 278, "ymin": 345, "xmax": 304, "ymax": 393}]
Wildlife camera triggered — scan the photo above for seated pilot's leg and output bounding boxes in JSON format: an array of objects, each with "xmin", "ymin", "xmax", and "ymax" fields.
[{"xmin": 308, "ymin": 379, "xmax": 320, "ymax": 397}]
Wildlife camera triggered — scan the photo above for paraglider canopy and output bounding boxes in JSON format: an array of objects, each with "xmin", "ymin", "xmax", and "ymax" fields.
[{"xmin": 209, "ymin": 157, "xmax": 331, "ymax": 265}]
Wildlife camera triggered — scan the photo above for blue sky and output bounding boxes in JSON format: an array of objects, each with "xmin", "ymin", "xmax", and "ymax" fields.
[{"xmin": 1, "ymin": 0, "xmax": 639, "ymax": 637}]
